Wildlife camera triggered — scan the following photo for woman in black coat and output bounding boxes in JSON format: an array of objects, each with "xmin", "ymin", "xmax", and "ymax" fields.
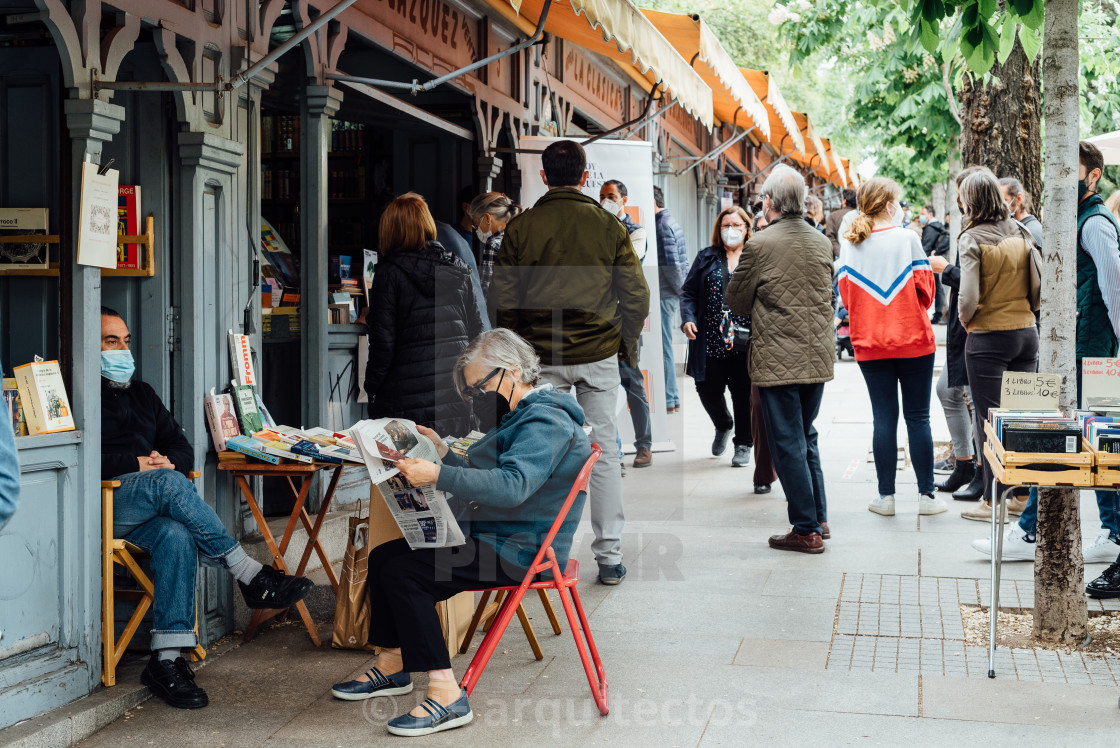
[{"xmin": 364, "ymin": 193, "xmax": 484, "ymax": 436}]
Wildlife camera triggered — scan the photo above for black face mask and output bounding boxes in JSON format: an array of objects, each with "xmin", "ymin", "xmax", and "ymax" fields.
[
  {"xmin": 471, "ymin": 370, "xmax": 511, "ymax": 432},
  {"xmin": 1078, "ymin": 179, "xmax": 1090, "ymax": 203}
]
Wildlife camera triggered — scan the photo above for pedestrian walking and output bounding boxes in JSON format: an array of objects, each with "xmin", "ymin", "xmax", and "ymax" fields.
[
  {"xmin": 653, "ymin": 186, "xmax": 689, "ymax": 414},
  {"xmin": 680, "ymin": 206, "xmax": 757, "ymax": 470},
  {"xmin": 956, "ymin": 170, "xmax": 1042, "ymax": 520},
  {"xmin": 918, "ymin": 204, "xmax": 949, "ymax": 324},
  {"xmin": 837, "ymin": 178, "xmax": 944, "ymax": 517},
  {"xmin": 727, "ymin": 165, "xmax": 835, "ymax": 553},
  {"xmin": 490, "ymin": 139, "xmax": 650, "ymax": 585}
]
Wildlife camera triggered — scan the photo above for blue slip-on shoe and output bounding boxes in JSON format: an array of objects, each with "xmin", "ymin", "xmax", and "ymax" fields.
[
  {"xmin": 386, "ymin": 689, "xmax": 473, "ymax": 736},
  {"xmin": 331, "ymin": 667, "xmax": 413, "ymax": 701},
  {"xmin": 598, "ymin": 563, "xmax": 627, "ymax": 585}
]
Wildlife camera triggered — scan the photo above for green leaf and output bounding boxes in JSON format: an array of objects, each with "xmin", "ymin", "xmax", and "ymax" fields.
[
  {"xmin": 1018, "ymin": 22, "xmax": 1042, "ymax": 62},
  {"xmin": 996, "ymin": 13, "xmax": 1017, "ymax": 64},
  {"xmin": 979, "ymin": 0, "xmax": 999, "ymax": 19},
  {"xmin": 941, "ymin": 14, "xmax": 964, "ymax": 64},
  {"xmin": 1020, "ymin": 0, "xmax": 1045, "ymax": 29},
  {"xmin": 1011, "ymin": 0, "xmax": 1034, "ymax": 15},
  {"xmin": 920, "ymin": 18, "xmax": 942, "ymax": 54}
]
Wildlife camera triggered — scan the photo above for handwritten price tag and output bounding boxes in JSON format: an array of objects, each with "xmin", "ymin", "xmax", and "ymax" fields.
[
  {"xmin": 1000, "ymin": 372, "xmax": 1060, "ymax": 410},
  {"xmin": 1082, "ymin": 358, "xmax": 1120, "ymax": 408}
]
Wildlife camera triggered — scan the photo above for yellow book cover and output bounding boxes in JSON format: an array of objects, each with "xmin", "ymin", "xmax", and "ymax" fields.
[{"xmin": 13, "ymin": 360, "xmax": 75, "ymax": 435}]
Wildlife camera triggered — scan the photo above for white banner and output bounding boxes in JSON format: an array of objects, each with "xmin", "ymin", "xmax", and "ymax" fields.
[{"xmin": 518, "ymin": 136, "xmax": 673, "ymax": 454}]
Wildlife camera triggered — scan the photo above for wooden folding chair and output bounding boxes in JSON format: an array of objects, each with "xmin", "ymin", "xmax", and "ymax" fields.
[
  {"xmin": 101, "ymin": 472, "xmax": 207, "ymax": 687},
  {"xmin": 459, "ymin": 444, "xmax": 608, "ymax": 715},
  {"xmin": 460, "ymin": 587, "xmax": 564, "ymax": 660}
]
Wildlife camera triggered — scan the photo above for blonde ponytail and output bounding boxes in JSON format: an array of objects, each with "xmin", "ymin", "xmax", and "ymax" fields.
[
  {"xmin": 845, "ymin": 213, "xmax": 875, "ymax": 245},
  {"xmin": 843, "ymin": 177, "xmax": 902, "ymax": 246}
]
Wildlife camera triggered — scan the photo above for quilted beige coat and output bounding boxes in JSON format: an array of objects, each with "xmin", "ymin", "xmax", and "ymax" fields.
[{"xmin": 726, "ymin": 215, "xmax": 836, "ymax": 387}]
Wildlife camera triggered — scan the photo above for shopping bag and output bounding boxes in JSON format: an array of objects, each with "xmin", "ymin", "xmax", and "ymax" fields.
[{"xmin": 331, "ymin": 512, "xmax": 378, "ymax": 651}]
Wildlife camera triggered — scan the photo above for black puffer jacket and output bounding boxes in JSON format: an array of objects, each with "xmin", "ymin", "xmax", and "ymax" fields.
[{"xmin": 364, "ymin": 242, "xmax": 484, "ymax": 437}]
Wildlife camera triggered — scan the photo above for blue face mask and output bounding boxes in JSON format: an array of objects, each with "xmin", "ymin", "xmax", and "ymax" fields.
[{"xmin": 101, "ymin": 349, "xmax": 135, "ymax": 383}]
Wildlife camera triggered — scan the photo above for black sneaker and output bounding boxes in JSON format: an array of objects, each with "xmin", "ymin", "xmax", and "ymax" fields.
[
  {"xmin": 239, "ymin": 565, "xmax": 314, "ymax": 610},
  {"xmin": 712, "ymin": 428, "xmax": 732, "ymax": 457},
  {"xmin": 141, "ymin": 654, "xmax": 209, "ymax": 709},
  {"xmin": 598, "ymin": 563, "xmax": 627, "ymax": 585},
  {"xmin": 936, "ymin": 460, "xmax": 975, "ymax": 493},
  {"xmin": 731, "ymin": 445, "xmax": 751, "ymax": 467}
]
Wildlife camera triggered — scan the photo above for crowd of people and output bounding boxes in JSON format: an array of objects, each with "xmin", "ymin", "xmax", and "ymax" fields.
[{"xmin": 18, "ymin": 137, "xmax": 1115, "ymax": 736}]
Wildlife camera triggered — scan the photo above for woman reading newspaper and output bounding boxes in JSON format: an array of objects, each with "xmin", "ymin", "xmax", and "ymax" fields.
[{"xmin": 333, "ymin": 329, "xmax": 591, "ymax": 737}]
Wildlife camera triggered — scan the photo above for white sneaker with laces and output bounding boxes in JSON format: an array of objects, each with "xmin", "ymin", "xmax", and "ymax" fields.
[
  {"xmin": 971, "ymin": 524, "xmax": 1036, "ymax": 561},
  {"xmin": 918, "ymin": 493, "xmax": 948, "ymax": 515},
  {"xmin": 868, "ymin": 495, "xmax": 895, "ymax": 516},
  {"xmin": 1083, "ymin": 530, "xmax": 1120, "ymax": 564}
]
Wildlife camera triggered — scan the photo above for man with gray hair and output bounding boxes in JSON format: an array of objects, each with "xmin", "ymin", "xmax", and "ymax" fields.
[{"xmin": 726, "ymin": 165, "xmax": 835, "ymax": 554}]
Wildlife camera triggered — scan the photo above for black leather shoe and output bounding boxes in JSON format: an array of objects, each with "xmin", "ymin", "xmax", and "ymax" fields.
[
  {"xmin": 141, "ymin": 654, "xmax": 208, "ymax": 709},
  {"xmin": 712, "ymin": 428, "xmax": 732, "ymax": 457},
  {"xmin": 239, "ymin": 565, "xmax": 314, "ymax": 610},
  {"xmin": 754, "ymin": 484, "xmax": 772, "ymax": 494},
  {"xmin": 952, "ymin": 470, "xmax": 985, "ymax": 501},
  {"xmin": 936, "ymin": 460, "xmax": 976, "ymax": 493},
  {"xmin": 1086, "ymin": 561, "xmax": 1120, "ymax": 598}
]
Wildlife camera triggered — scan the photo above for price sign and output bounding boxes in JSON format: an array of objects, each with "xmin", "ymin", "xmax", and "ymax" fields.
[
  {"xmin": 1000, "ymin": 372, "xmax": 1061, "ymax": 410},
  {"xmin": 1081, "ymin": 358, "xmax": 1120, "ymax": 409}
]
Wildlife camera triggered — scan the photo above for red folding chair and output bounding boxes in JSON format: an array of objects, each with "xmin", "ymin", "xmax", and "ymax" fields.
[{"xmin": 459, "ymin": 443, "xmax": 608, "ymax": 715}]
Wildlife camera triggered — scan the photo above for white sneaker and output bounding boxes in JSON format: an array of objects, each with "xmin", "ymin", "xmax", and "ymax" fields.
[
  {"xmin": 868, "ymin": 496, "xmax": 895, "ymax": 516},
  {"xmin": 1083, "ymin": 530, "xmax": 1120, "ymax": 564},
  {"xmin": 918, "ymin": 493, "xmax": 948, "ymax": 516},
  {"xmin": 971, "ymin": 524, "xmax": 1037, "ymax": 561}
]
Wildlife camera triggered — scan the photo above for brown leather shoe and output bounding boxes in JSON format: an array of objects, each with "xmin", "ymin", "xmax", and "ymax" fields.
[
  {"xmin": 820, "ymin": 522, "xmax": 830, "ymax": 540},
  {"xmin": 633, "ymin": 448, "xmax": 653, "ymax": 468},
  {"xmin": 768, "ymin": 530, "xmax": 825, "ymax": 554}
]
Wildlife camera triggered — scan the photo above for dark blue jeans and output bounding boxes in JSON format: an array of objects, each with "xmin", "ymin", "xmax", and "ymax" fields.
[
  {"xmin": 113, "ymin": 470, "xmax": 244, "ymax": 650},
  {"xmin": 1020, "ymin": 488, "xmax": 1120, "ymax": 540},
  {"xmin": 857, "ymin": 353, "xmax": 936, "ymax": 496},
  {"xmin": 618, "ymin": 357, "xmax": 652, "ymax": 452},
  {"xmin": 757, "ymin": 383, "xmax": 827, "ymax": 536}
]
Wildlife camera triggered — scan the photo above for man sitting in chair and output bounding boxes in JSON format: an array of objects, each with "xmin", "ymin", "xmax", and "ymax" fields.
[{"xmin": 100, "ymin": 307, "xmax": 313, "ymax": 709}]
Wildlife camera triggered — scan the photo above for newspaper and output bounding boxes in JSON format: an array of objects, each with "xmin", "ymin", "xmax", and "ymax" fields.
[{"xmin": 349, "ymin": 417, "xmax": 466, "ymax": 550}]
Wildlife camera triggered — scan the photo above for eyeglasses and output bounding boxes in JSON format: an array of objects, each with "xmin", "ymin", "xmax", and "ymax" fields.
[
  {"xmin": 463, "ymin": 367, "xmax": 503, "ymax": 400},
  {"xmin": 721, "ymin": 222, "xmax": 747, "ymax": 229}
]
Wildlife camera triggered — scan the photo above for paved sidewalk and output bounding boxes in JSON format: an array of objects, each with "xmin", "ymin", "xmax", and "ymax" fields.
[{"xmin": 76, "ymin": 346, "xmax": 1120, "ymax": 747}]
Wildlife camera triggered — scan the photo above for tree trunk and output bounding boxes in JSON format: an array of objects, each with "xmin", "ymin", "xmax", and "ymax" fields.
[
  {"xmin": 931, "ymin": 182, "xmax": 947, "ymax": 222},
  {"xmin": 1033, "ymin": 0, "xmax": 1088, "ymax": 646},
  {"xmin": 947, "ymin": 139, "xmax": 961, "ymax": 258},
  {"xmin": 958, "ymin": 39, "xmax": 1043, "ymax": 206}
]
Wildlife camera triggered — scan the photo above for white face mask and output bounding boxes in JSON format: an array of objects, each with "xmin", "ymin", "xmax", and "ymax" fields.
[
  {"xmin": 721, "ymin": 227, "xmax": 745, "ymax": 247},
  {"xmin": 475, "ymin": 226, "xmax": 493, "ymax": 243},
  {"xmin": 888, "ymin": 203, "xmax": 905, "ymax": 226},
  {"xmin": 601, "ymin": 199, "xmax": 623, "ymax": 216}
]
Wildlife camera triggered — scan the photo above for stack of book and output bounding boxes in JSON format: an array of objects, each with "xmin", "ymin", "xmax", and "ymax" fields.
[
  {"xmin": 988, "ymin": 409, "xmax": 1081, "ymax": 454},
  {"xmin": 1075, "ymin": 407, "xmax": 1120, "ymax": 453}
]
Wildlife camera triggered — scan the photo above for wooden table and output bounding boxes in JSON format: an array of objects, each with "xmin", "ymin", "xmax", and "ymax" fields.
[{"xmin": 218, "ymin": 461, "xmax": 344, "ymax": 646}]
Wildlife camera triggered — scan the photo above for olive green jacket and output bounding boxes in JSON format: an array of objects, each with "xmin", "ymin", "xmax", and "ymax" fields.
[
  {"xmin": 726, "ymin": 215, "xmax": 836, "ymax": 386},
  {"xmin": 490, "ymin": 188, "xmax": 650, "ymax": 367}
]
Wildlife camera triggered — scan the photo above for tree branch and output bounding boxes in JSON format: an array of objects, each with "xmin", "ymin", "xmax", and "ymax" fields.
[{"xmin": 942, "ymin": 60, "xmax": 963, "ymax": 126}]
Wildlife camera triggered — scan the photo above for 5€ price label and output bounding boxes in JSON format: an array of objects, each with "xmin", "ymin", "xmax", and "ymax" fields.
[{"xmin": 1000, "ymin": 372, "xmax": 1060, "ymax": 410}]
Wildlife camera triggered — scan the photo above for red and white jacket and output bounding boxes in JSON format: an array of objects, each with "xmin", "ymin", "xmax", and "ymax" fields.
[{"xmin": 837, "ymin": 225, "xmax": 936, "ymax": 361}]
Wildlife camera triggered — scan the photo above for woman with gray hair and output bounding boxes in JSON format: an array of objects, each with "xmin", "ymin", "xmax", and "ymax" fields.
[
  {"xmin": 467, "ymin": 193, "xmax": 522, "ymax": 294},
  {"xmin": 331, "ymin": 327, "xmax": 592, "ymax": 737}
]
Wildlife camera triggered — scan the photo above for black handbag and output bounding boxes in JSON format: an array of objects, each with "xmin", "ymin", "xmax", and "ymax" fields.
[{"xmin": 718, "ymin": 260, "xmax": 751, "ymax": 352}]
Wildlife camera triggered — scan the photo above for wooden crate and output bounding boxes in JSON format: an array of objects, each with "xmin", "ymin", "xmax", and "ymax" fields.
[
  {"xmin": 982, "ymin": 420, "xmax": 1094, "ymax": 487},
  {"xmin": 1086, "ymin": 439, "xmax": 1120, "ymax": 487}
]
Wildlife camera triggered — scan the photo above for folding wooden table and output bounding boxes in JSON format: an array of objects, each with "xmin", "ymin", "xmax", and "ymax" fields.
[{"xmin": 218, "ymin": 461, "xmax": 344, "ymax": 646}]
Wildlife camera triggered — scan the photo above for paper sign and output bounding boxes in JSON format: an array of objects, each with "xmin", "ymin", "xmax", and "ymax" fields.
[
  {"xmin": 228, "ymin": 331, "xmax": 257, "ymax": 386},
  {"xmin": 77, "ymin": 161, "xmax": 120, "ymax": 268},
  {"xmin": 1081, "ymin": 358, "xmax": 1120, "ymax": 408},
  {"xmin": 1000, "ymin": 372, "xmax": 1061, "ymax": 410}
]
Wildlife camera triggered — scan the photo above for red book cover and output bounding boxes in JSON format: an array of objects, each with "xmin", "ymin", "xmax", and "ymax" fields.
[{"xmin": 117, "ymin": 185, "xmax": 140, "ymax": 269}]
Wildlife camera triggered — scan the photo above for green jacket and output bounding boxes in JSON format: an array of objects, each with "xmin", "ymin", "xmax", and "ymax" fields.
[
  {"xmin": 490, "ymin": 188, "xmax": 650, "ymax": 366},
  {"xmin": 1077, "ymin": 194, "xmax": 1120, "ymax": 361}
]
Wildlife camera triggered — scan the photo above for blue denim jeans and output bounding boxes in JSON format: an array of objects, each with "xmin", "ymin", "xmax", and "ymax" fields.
[
  {"xmin": 618, "ymin": 357, "xmax": 652, "ymax": 451},
  {"xmin": 660, "ymin": 295, "xmax": 681, "ymax": 409},
  {"xmin": 113, "ymin": 469, "xmax": 243, "ymax": 650},
  {"xmin": 857, "ymin": 353, "xmax": 936, "ymax": 496},
  {"xmin": 1019, "ymin": 487, "xmax": 1120, "ymax": 541}
]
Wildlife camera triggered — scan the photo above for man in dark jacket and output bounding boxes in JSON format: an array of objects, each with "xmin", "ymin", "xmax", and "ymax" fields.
[
  {"xmin": 100, "ymin": 308, "xmax": 311, "ymax": 709},
  {"xmin": 654, "ymin": 186, "xmax": 688, "ymax": 414},
  {"xmin": 491, "ymin": 140, "xmax": 650, "ymax": 585},
  {"xmin": 919, "ymin": 204, "xmax": 950, "ymax": 324},
  {"xmin": 726, "ymin": 166, "xmax": 835, "ymax": 554},
  {"xmin": 825, "ymin": 188, "xmax": 857, "ymax": 258},
  {"xmin": 435, "ymin": 220, "xmax": 490, "ymax": 331}
]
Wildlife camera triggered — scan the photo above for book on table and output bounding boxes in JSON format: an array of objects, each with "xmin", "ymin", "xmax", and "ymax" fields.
[
  {"xmin": 204, "ymin": 389, "xmax": 241, "ymax": 451},
  {"xmin": 225, "ymin": 435, "xmax": 280, "ymax": 464},
  {"xmin": 231, "ymin": 384, "xmax": 264, "ymax": 435},
  {"xmin": 13, "ymin": 359, "xmax": 74, "ymax": 435}
]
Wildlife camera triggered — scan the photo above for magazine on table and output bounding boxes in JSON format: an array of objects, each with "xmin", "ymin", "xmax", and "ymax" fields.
[{"xmin": 349, "ymin": 417, "xmax": 466, "ymax": 550}]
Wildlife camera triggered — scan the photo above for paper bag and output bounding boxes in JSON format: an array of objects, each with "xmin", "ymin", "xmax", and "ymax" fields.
[
  {"xmin": 331, "ymin": 514, "xmax": 378, "ymax": 651},
  {"xmin": 367, "ymin": 485, "xmax": 475, "ymax": 659}
]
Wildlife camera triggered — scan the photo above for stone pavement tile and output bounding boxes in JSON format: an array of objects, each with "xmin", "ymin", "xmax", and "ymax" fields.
[
  {"xmin": 76, "ymin": 707, "xmax": 296, "ymax": 747},
  {"xmin": 760, "ymin": 569, "xmax": 844, "ymax": 599},
  {"xmin": 732, "ymin": 638, "xmax": 831, "ymax": 669},
  {"xmin": 698, "ymin": 709, "xmax": 1119, "ymax": 747},
  {"xmin": 921, "ymin": 674, "xmax": 1120, "ymax": 728}
]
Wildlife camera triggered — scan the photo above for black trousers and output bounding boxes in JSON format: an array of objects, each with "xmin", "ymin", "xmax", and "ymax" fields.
[
  {"xmin": 367, "ymin": 538, "xmax": 525, "ymax": 672},
  {"xmin": 964, "ymin": 327, "xmax": 1039, "ymax": 500},
  {"xmin": 932, "ymin": 273, "xmax": 945, "ymax": 321},
  {"xmin": 695, "ymin": 353, "xmax": 753, "ymax": 447},
  {"xmin": 757, "ymin": 383, "xmax": 828, "ymax": 536}
]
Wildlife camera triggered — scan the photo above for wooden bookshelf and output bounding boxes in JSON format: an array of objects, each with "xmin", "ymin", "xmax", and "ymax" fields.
[{"xmin": 0, "ymin": 216, "xmax": 156, "ymax": 277}]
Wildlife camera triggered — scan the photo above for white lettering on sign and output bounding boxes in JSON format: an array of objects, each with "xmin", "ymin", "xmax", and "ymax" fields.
[{"xmin": 1000, "ymin": 372, "xmax": 1061, "ymax": 410}]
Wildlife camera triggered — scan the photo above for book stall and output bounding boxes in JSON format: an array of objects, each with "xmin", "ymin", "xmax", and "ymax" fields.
[{"xmin": 982, "ymin": 367, "xmax": 1120, "ymax": 678}]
